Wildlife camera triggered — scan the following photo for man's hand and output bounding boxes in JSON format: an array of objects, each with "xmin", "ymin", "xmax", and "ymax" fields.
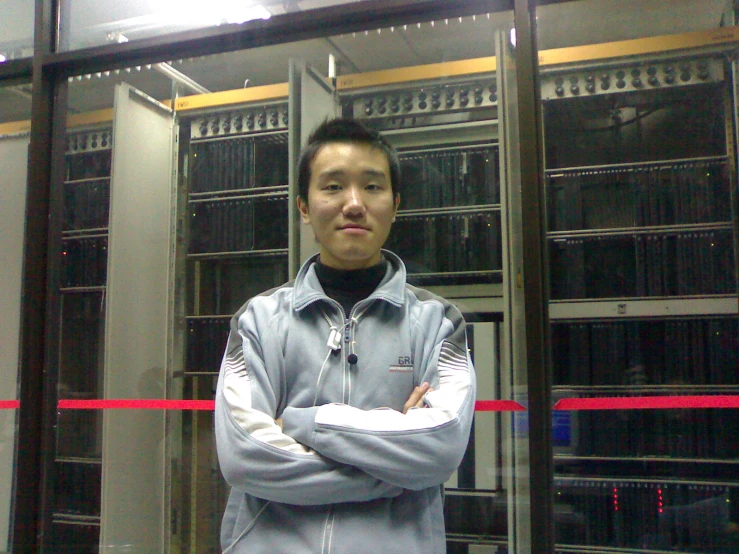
[
  {"xmin": 276, "ymin": 383, "xmax": 431, "ymax": 422},
  {"xmin": 403, "ymin": 382, "xmax": 431, "ymax": 414}
]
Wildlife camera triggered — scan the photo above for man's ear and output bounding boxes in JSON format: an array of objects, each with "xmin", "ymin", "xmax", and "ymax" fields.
[
  {"xmin": 297, "ymin": 196, "xmax": 310, "ymax": 224},
  {"xmin": 392, "ymin": 193, "xmax": 400, "ymax": 222}
]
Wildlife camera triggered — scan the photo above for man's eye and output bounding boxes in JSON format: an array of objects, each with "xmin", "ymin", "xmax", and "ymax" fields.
[{"xmin": 324, "ymin": 183, "xmax": 342, "ymax": 191}]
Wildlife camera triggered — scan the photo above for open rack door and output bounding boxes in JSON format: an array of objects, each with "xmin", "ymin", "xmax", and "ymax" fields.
[
  {"xmin": 0, "ymin": 132, "xmax": 28, "ymax": 552},
  {"xmin": 288, "ymin": 59, "xmax": 339, "ymax": 276},
  {"xmin": 497, "ymin": 28, "xmax": 536, "ymax": 554},
  {"xmin": 99, "ymin": 82, "xmax": 176, "ymax": 552}
]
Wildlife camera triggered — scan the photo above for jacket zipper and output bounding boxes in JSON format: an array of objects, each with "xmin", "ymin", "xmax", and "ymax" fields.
[
  {"xmin": 321, "ymin": 507, "xmax": 335, "ymax": 554},
  {"xmin": 324, "ymin": 299, "xmax": 371, "ymax": 406}
]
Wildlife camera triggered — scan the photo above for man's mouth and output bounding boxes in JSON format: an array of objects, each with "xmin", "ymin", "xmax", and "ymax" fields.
[{"xmin": 339, "ymin": 224, "xmax": 370, "ymax": 234}]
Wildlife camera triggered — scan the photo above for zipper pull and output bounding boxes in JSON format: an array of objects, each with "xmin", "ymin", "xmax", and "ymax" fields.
[{"xmin": 344, "ymin": 319, "xmax": 351, "ymax": 343}]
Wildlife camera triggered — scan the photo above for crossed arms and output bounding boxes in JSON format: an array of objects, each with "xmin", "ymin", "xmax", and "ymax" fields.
[{"xmin": 214, "ymin": 300, "xmax": 476, "ymax": 506}]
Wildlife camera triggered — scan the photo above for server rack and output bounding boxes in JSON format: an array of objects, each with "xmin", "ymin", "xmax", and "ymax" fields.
[
  {"xmin": 51, "ymin": 124, "xmax": 112, "ymax": 552},
  {"xmin": 541, "ymin": 42, "xmax": 739, "ymax": 553},
  {"xmin": 173, "ymin": 87, "xmax": 291, "ymax": 553},
  {"xmin": 343, "ymin": 67, "xmax": 502, "ymax": 293},
  {"xmin": 340, "ymin": 57, "xmax": 511, "ymax": 554}
]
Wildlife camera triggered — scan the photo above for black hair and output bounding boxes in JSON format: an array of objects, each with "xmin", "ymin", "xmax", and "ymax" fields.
[{"xmin": 296, "ymin": 117, "xmax": 401, "ymax": 203}]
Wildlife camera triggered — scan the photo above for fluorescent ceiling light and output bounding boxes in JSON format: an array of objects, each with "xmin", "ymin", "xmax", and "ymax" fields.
[{"xmin": 155, "ymin": 0, "xmax": 271, "ymax": 26}]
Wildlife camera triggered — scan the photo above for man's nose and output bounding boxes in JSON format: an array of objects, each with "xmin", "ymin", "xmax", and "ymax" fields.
[{"xmin": 343, "ymin": 185, "xmax": 366, "ymax": 214}]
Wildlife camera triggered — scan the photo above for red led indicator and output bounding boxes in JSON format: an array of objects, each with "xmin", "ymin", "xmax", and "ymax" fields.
[{"xmin": 613, "ymin": 487, "xmax": 619, "ymax": 512}]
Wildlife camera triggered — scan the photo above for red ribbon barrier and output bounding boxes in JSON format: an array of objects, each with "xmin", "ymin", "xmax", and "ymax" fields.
[
  {"xmin": 553, "ymin": 395, "xmax": 739, "ymax": 411},
  {"xmin": 58, "ymin": 399, "xmax": 215, "ymax": 410},
  {"xmin": 475, "ymin": 400, "xmax": 526, "ymax": 412}
]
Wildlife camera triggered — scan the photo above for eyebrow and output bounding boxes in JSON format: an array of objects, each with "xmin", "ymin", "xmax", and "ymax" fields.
[{"xmin": 317, "ymin": 168, "xmax": 388, "ymax": 180}]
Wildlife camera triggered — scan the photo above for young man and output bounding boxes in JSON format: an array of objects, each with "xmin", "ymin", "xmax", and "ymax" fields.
[{"xmin": 215, "ymin": 118, "xmax": 476, "ymax": 553}]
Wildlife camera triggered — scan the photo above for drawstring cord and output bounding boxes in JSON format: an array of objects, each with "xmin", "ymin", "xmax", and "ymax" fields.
[{"xmin": 222, "ymin": 500, "xmax": 271, "ymax": 553}]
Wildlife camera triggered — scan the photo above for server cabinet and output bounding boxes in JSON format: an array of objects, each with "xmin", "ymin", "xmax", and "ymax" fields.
[
  {"xmin": 173, "ymin": 82, "xmax": 292, "ymax": 553},
  {"xmin": 541, "ymin": 40, "xmax": 739, "ymax": 553},
  {"xmin": 339, "ymin": 34, "xmax": 528, "ymax": 553},
  {"xmin": 0, "ymin": 130, "xmax": 29, "ymax": 553},
  {"xmin": 171, "ymin": 60, "xmax": 341, "ymax": 552},
  {"xmin": 52, "ymin": 122, "xmax": 112, "ymax": 552},
  {"xmin": 340, "ymin": 61, "xmax": 502, "ymax": 308}
]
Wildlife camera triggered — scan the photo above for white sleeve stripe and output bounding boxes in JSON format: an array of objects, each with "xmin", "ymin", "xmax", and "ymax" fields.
[
  {"xmin": 315, "ymin": 402, "xmax": 456, "ymax": 432},
  {"xmin": 222, "ymin": 349, "xmax": 315, "ymax": 455},
  {"xmin": 439, "ymin": 347, "xmax": 470, "ymax": 372},
  {"xmin": 439, "ymin": 352, "xmax": 467, "ymax": 367},
  {"xmin": 223, "ymin": 354, "xmax": 246, "ymax": 375},
  {"xmin": 439, "ymin": 359, "xmax": 468, "ymax": 371}
]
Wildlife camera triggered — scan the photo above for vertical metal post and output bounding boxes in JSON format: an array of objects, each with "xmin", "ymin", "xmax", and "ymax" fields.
[
  {"xmin": 287, "ymin": 59, "xmax": 303, "ymax": 279},
  {"xmin": 12, "ymin": 0, "xmax": 67, "ymax": 551},
  {"xmin": 512, "ymin": 0, "xmax": 554, "ymax": 552},
  {"xmin": 730, "ymin": 61, "xmax": 739, "ymax": 295}
]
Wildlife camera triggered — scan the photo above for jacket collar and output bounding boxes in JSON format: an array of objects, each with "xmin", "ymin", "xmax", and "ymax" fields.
[{"xmin": 292, "ymin": 249, "xmax": 407, "ymax": 312}]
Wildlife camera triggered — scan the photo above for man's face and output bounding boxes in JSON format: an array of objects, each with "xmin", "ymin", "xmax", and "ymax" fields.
[{"xmin": 297, "ymin": 141, "xmax": 400, "ymax": 270}]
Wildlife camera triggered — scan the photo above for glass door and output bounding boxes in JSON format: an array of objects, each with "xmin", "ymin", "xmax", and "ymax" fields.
[{"xmin": 39, "ymin": 3, "xmax": 543, "ymax": 552}]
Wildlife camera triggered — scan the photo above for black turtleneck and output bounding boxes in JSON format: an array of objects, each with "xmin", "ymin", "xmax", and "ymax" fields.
[{"xmin": 314, "ymin": 258, "xmax": 387, "ymax": 317}]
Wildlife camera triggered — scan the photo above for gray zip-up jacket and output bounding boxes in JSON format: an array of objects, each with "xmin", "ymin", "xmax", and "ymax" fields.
[{"xmin": 215, "ymin": 250, "xmax": 476, "ymax": 554}]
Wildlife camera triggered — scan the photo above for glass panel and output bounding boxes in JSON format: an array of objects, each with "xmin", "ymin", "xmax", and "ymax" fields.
[
  {"xmin": 0, "ymin": 83, "xmax": 33, "ymax": 125},
  {"xmin": 0, "ymin": 0, "xmax": 34, "ymax": 61},
  {"xmin": 47, "ymin": 6, "xmax": 524, "ymax": 553},
  {"xmin": 0, "ymin": 81, "xmax": 31, "ymax": 553},
  {"xmin": 537, "ymin": 1, "xmax": 739, "ymax": 553},
  {"xmin": 59, "ymin": 0, "xmax": 380, "ymax": 52}
]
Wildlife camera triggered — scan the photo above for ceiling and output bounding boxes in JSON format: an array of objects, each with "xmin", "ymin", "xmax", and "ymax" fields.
[{"xmin": 0, "ymin": 0, "xmax": 730, "ymax": 125}]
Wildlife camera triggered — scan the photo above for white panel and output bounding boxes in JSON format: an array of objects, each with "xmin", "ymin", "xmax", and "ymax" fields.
[
  {"xmin": 382, "ymin": 121, "xmax": 498, "ymax": 150},
  {"xmin": 469, "ymin": 545, "xmax": 502, "ymax": 554},
  {"xmin": 0, "ymin": 134, "xmax": 28, "ymax": 552},
  {"xmin": 497, "ymin": 29, "xmax": 532, "ymax": 554},
  {"xmin": 297, "ymin": 63, "xmax": 339, "ymax": 265},
  {"xmin": 473, "ymin": 322, "xmax": 499, "ymax": 490},
  {"xmin": 445, "ymin": 323, "xmax": 500, "ymax": 491},
  {"xmin": 549, "ymin": 296, "xmax": 739, "ymax": 320},
  {"xmin": 100, "ymin": 83, "xmax": 174, "ymax": 553}
]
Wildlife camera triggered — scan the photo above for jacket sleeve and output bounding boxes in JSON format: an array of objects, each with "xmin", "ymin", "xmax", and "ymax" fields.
[
  {"xmin": 215, "ymin": 301, "xmax": 404, "ymax": 506},
  {"xmin": 280, "ymin": 296, "xmax": 476, "ymax": 491}
]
